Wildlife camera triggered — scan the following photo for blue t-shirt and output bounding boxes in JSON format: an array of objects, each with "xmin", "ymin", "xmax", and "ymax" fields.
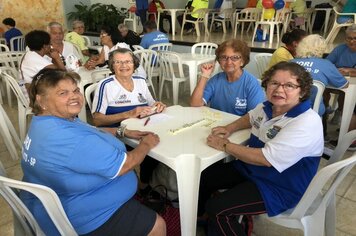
[
  {"xmin": 291, "ymin": 57, "xmax": 348, "ymax": 115},
  {"xmin": 140, "ymin": 30, "xmax": 169, "ymax": 49},
  {"xmin": 326, "ymin": 44, "xmax": 356, "ymax": 68},
  {"xmin": 4, "ymin": 27, "xmax": 22, "ymax": 50},
  {"xmin": 20, "ymin": 116, "xmax": 137, "ymax": 235},
  {"xmin": 203, "ymin": 70, "xmax": 265, "ymax": 116},
  {"xmin": 234, "ymin": 100, "xmax": 322, "ymax": 216}
]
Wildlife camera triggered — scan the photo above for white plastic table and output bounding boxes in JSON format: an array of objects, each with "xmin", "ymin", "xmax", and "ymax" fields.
[
  {"xmin": 178, "ymin": 53, "xmax": 216, "ymax": 94},
  {"xmin": 121, "ymin": 105, "xmax": 250, "ymax": 236},
  {"xmin": 157, "ymin": 9, "xmax": 186, "ymax": 36}
]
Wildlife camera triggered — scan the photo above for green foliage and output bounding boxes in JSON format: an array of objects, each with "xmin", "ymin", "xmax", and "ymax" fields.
[{"xmin": 67, "ymin": 2, "xmax": 127, "ymax": 32}]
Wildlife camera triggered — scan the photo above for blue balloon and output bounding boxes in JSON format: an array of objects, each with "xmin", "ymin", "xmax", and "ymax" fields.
[{"xmin": 274, "ymin": 0, "xmax": 285, "ymax": 10}]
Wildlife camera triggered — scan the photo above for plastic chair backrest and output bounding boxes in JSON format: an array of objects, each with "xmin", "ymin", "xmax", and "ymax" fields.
[
  {"xmin": 90, "ymin": 69, "xmax": 112, "ymax": 83},
  {"xmin": 0, "ymin": 175, "xmax": 78, "ymax": 235},
  {"xmin": 1, "ymin": 70, "xmax": 29, "ymax": 108},
  {"xmin": 237, "ymin": 8, "xmax": 262, "ymax": 21},
  {"xmin": 132, "ymin": 45, "xmax": 144, "ymax": 51},
  {"xmin": 254, "ymin": 53, "xmax": 272, "ymax": 79},
  {"xmin": 328, "ymin": 130, "xmax": 356, "ymax": 164},
  {"xmin": 0, "ymin": 43, "xmax": 10, "ymax": 52},
  {"xmin": 148, "ymin": 42, "xmax": 173, "ymax": 51},
  {"xmin": 85, "ymin": 82, "xmax": 98, "ymax": 111},
  {"xmin": 10, "ymin": 36, "xmax": 26, "ymax": 51},
  {"xmin": 159, "ymin": 51, "xmax": 185, "ymax": 80},
  {"xmin": 82, "ymin": 36, "xmax": 91, "ymax": 47},
  {"xmin": 0, "ymin": 38, "xmax": 6, "ymax": 45},
  {"xmin": 311, "ymin": 80, "xmax": 325, "ymax": 113},
  {"xmin": 191, "ymin": 42, "xmax": 218, "ymax": 55}
]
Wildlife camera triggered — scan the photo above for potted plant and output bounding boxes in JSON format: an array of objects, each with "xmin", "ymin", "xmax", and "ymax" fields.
[{"xmin": 67, "ymin": 2, "xmax": 127, "ymax": 33}]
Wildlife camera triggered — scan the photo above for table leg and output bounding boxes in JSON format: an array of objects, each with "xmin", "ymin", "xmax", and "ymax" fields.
[
  {"xmin": 338, "ymin": 84, "xmax": 356, "ymax": 142},
  {"xmin": 157, "ymin": 12, "xmax": 161, "ymax": 31},
  {"xmin": 188, "ymin": 62, "xmax": 198, "ymax": 95},
  {"xmin": 171, "ymin": 11, "xmax": 176, "ymax": 36},
  {"xmin": 175, "ymin": 154, "xmax": 201, "ymax": 236}
]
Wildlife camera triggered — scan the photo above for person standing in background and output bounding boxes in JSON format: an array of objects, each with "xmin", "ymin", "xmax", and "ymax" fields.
[
  {"xmin": 136, "ymin": 0, "xmax": 149, "ymax": 32},
  {"xmin": 148, "ymin": 0, "xmax": 172, "ymax": 34},
  {"xmin": 2, "ymin": 17, "xmax": 22, "ymax": 50}
]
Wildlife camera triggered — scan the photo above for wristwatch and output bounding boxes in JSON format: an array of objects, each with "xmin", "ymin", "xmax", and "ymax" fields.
[{"xmin": 116, "ymin": 125, "xmax": 127, "ymax": 138}]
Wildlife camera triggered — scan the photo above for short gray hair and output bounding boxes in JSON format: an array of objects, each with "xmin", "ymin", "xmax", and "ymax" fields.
[
  {"xmin": 346, "ymin": 24, "xmax": 356, "ymax": 34},
  {"xmin": 47, "ymin": 21, "xmax": 63, "ymax": 32},
  {"xmin": 118, "ymin": 23, "xmax": 128, "ymax": 31},
  {"xmin": 72, "ymin": 20, "xmax": 84, "ymax": 30},
  {"xmin": 296, "ymin": 34, "xmax": 326, "ymax": 58}
]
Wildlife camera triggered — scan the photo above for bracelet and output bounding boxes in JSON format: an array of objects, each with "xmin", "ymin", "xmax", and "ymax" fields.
[
  {"xmin": 116, "ymin": 125, "xmax": 127, "ymax": 138},
  {"xmin": 223, "ymin": 141, "xmax": 230, "ymax": 152},
  {"xmin": 200, "ymin": 74, "xmax": 210, "ymax": 80}
]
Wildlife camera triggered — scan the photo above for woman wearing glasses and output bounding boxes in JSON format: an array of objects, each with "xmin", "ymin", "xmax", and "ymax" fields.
[
  {"xmin": 21, "ymin": 68, "xmax": 166, "ymax": 236},
  {"xmin": 198, "ymin": 61, "xmax": 324, "ymax": 235},
  {"xmin": 91, "ymin": 48, "xmax": 166, "ymax": 196},
  {"xmin": 190, "ymin": 39, "xmax": 265, "ymax": 116}
]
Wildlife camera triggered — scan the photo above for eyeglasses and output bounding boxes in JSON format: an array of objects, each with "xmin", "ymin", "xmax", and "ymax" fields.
[
  {"xmin": 219, "ymin": 55, "xmax": 242, "ymax": 62},
  {"xmin": 113, "ymin": 60, "xmax": 134, "ymax": 65},
  {"xmin": 346, "ymin": 36, "xmax": 356, "ymax": 42},
  {"xmin": 267, "ymin": 81, "xmax": 300, "ymax": 91}
]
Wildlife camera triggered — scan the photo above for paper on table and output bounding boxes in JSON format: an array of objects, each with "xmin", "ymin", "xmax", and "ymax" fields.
[{"xmin": 147, "ymin": 113, "xmax": 173, "ymax": 125}]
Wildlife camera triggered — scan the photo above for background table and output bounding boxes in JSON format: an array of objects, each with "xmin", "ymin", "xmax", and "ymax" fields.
[
  {"xmin": 157, "ymin": 9, "xmax": 186, "ymax": 36},
  {"xmin": 121, "ymin": 105, "xmax": 250, "ymax": 236}
]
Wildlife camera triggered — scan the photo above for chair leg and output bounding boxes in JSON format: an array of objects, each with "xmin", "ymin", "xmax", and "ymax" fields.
[
  {"xmin": 172, "ymin": 80, "xmax": 179, "ymax": 105},
  {"xmin": 222, "ymin": 22, "xmax": 226, "ymax": 33},
  {"xmin": 195, "ymin": 23, "xmax": 201, "ymax": 37},
  {"xmin": 325, "ymin": 26, "xmax": 340, "ymax": 44},
  {"xmin": 251, "ymin": 23, "xmax": 259, "ymax": 44},
  {"xmin": 269, "ymin": 25, "xmax": 274, "ymax": 47},
  {"xmin": 181, "ymin": 21, "xmax": 185, "ymax": 36}
]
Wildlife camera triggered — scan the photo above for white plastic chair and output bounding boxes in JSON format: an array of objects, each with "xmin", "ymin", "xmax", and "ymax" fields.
[
  {"xmin": 90, "ymin": 69, "xmax": 112, "ymax": 83},
  {"xmin": 325, "ymin": 6, "xmax": 355, "ymax": 44},
  {"xmin": 10, "ymin": 36, "xmax": 26, "ymax": 51},
  {"xmin": 148, "ymin": 42, "xmax": 173, "ymax": 51},
  {"xmin": 158, "ymin": 51, "xmax": 189, "ymax": 105},
  {"xmin": 180, "ymin": 8, "xmax": 210, "ymax": 37},
  {"xmin": 191, "ymin": 42, "xmax": 218, "ymax": 55},
  {"xmin": 85, "ymin": 82, "xmax": 98, "ymax": 112},
  {"xmin": 0, "ymin": 103, "xmax": 21, "ymax": 160},
  {"xmin": 254, "ymin": 53, "xmax": 272, "ymax": 79},
  {"xmin": 132, "ymin": 45, "xmax": 144, "ymax": 51},
  {"xmin": 291, "ymin": 8, "xmax": 314, "ymax": 33},
  {"xmin": 234, "ymin": 8, "xmax": 262, "ymax": 37},
  {"xmin": 0, "ymin": 43, "xmax": 10, "ymax": 52},
  {"xmin": 1, "ymin": 69, "xmax": 32, "ymax": 141},
  {"xmin": 252, "ymin": 8, "xmax": 291, "ymax": 47},
  {"xmin": 0, "ymin": 175, "xmax": 78, "ymax": 236},
  {"xmin": 311, "ymin": 80, "xmax": 325, "ymax": 113},
  {"xmin": 133, "ymin": 49, "xmax": 158, "ymax": 98},
  {"xmin": 124, "ymin": 12, "xmax": 140, "ymax": 32},
  {"xmin": 210, "ymin": 8, "xmax": 236, "ymax": 34},
  {"xmin": 263, "ymin": 131, "xmax": 356, "ymax": 236},
  {"xmin": 82, "ymin": 35, "xmax": 91, "ymax": 47}
]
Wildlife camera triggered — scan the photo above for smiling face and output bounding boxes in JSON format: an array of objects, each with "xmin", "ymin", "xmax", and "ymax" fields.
[
  {"xmin": 266, "ymin": 70, "xmax": 302, "ymax": 114},
  {"xmin": 346, "ymin": 30, "xmax": 356, "ymax": 52},
  {"xmin": 38, "ymin": 79, "xmax": 83, "ymax": 119},
  {"xmin": 112, "ymin": 52, "xmax": 135, "ymax": 78},
  {"xmin": 218, "ymin": 47, "xmax": 244, "ymax": 75}
]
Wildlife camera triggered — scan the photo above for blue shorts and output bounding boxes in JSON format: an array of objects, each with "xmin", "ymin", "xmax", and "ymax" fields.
[{"xmin": 81, "ymin": 198, "xmax": 156, "ymax": 236}]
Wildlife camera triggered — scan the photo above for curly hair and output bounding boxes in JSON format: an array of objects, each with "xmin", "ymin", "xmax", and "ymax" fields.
[
  {"xmin": 29, "ymin": 68, "xmax": 81, "ymax": 115},
  {"xmin": 295, "ymin": 34, "xmax": 326, "ymax": 58},
  {"xmin": 215, "ymin": 39, "xmax": 250, "ymax": 68},
  {"xmin": 25, "ymin": 30, "xmax": 51, "ymax": 51},
  {"xmin": 261, "ymin": 61, "xmax": 313, "ymax": 101}
]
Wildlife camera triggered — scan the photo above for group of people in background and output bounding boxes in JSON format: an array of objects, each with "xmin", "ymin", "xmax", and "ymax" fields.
[{"xmin": 1, "ymin": 0, "xmax": 355, "ymax": 235}]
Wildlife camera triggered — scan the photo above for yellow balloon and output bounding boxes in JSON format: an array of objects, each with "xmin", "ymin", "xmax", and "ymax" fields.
[{"xmin": 263, "ymin": 8, "xmax": 275, "ymax": 20}]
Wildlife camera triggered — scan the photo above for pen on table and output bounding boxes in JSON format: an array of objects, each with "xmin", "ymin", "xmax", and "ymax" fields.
[{"xmin": 144, "ymin": 117, "xmax": 150, "ymax": 126}]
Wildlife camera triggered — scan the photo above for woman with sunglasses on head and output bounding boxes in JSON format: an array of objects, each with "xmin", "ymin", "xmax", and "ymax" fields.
[
  {"xmin": 190, "ymin": 39, "xmax": 265, "ymax": 116},
  {"xmin": 198, "ymin": 62, "xmax": 323, "ymax": 235},
  {"xmin": 20, "ymin": 68, "xmax": 166, "ymax": 236}
]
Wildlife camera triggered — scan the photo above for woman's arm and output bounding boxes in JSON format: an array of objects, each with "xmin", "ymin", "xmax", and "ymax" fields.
[{"xmin": 190, "ymin": 63, "xmax": 215, "ymax": 107}]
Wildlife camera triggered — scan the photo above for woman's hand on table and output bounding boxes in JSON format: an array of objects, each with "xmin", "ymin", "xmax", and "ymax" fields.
[
  {"xmin": 125, "ymin": 130, "xmax": 154, "ymax": 140},
  {"xmin": 339, "ymin": 68, "xmax": 356, "ymax": 77},
  {"xmin": 128, "ymin": 106, "xmax": 152, "ymax": 118},
  {"xmin": 140, "ymin": 133, "xmax": 160, "ymax": 149},
  {"xmin": 152, "ymin": 101, "xmax": 166, "ymax": 113},
  {"xmin": 211, "ymin": 126, "xmax": 231, "ymax": 138},
  {"xmin": 207, "ymin": 134, "xmax": 229, "ymax": 151}
]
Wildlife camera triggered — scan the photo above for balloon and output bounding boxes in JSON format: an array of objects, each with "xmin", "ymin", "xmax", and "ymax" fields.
[
  {"xmin": 263, "ymin": 8, "xmax": 275, "ymax": 20},
  {"xmin": 262, "ymin": 0, "xmax": 274, "ymax": 9},
  {"xmin": 274, "ymin": 0, "xmax": 285, "ymax": 10}
]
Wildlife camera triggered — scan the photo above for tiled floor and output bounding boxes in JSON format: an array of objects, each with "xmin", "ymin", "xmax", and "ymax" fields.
[{"xmin": 1, "ymin": 28, "xmax": 356, "ymax": 235}]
